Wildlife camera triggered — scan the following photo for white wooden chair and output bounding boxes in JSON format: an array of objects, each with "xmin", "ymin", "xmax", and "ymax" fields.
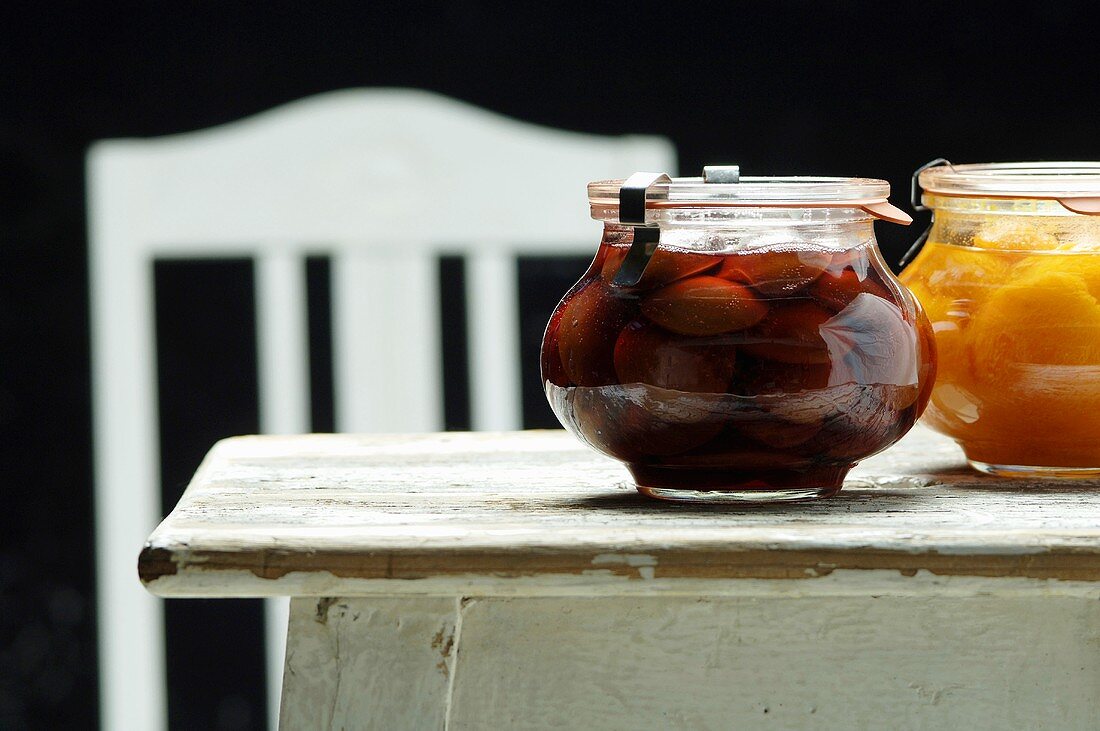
[{"xmin": 87, "ymin": 87, "xmax": 675, "ymax": 730}]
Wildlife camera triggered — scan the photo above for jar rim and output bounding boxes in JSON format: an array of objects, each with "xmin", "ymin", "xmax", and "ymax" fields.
[
  {"xmin": 920, "ymin": 162, "xmax": 1100, "ymax": 201},
  {"xmin": 589, "ymin": 175, "xmax": 891, "ymax": 206},
  {"xmin": 588, "ymin": 175, "xmax": 909, "ymax": 224}
]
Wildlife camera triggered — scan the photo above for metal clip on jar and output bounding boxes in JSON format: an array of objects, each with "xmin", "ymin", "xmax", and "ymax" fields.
[
  {"xmin": 541, "ymin": 167, "xmax": 936, "ymax": 502},
  {"xmin": 900, "ymin": 161, "xmax": 1100, "ymax": 477}
]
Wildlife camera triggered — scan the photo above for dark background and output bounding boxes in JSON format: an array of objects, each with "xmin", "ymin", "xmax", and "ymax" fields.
[{"xmin": 3, "ymin": 2, "xmax": 1098, "ymax": 729}]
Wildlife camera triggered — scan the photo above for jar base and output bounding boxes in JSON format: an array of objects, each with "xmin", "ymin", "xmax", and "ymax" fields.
[
  {"xmin": 637, "ymin": 485, "xmax": 840, "ymax": 504},
  {"xmin": 967, "ymin": 460, "xmax": 1100, "ymax": 480},
  {"xmin": 628, "ymin": 464, "xmax": 848, "ymax": 504}
]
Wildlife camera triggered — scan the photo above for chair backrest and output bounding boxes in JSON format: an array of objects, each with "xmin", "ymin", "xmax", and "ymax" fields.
[{"xmin": 88, "ymin": 87, "xmax": 675, "ymax": 730}]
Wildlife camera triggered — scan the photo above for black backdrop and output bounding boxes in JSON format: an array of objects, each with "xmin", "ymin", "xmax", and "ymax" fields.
[{"xmin": 3, "ymin": 2, "xmax": 1099, "ymax": 729}]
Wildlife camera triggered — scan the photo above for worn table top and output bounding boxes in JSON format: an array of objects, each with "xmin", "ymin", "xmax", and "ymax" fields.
[{"xmin": 140, "ymin": 425, "xmax": 1100, "ymax": 597}]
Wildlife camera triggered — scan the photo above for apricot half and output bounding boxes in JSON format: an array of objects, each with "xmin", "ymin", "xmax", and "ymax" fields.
[{"xmin": 969, "ymin": 269, "xmax": 1100, "ymax": 372}]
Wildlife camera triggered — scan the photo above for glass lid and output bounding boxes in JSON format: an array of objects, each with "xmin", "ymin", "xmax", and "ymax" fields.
[{"xmin": 919, "ymin": 161, "xmax": 1100, "ymax": 215}]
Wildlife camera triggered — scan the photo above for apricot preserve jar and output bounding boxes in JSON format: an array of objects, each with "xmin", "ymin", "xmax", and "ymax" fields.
[
  {"xmin": 542, "ymin": 168, "xmax": 936, "ymax": 502},
  {"xmin": 901, "ymin": 162, "xmax": 1100, "ymax": 477}
]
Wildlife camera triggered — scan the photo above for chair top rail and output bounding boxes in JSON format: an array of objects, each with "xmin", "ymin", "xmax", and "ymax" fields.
[{"xmin": 88, "ymin": 87, "xmax": 675, "ymax": 247}]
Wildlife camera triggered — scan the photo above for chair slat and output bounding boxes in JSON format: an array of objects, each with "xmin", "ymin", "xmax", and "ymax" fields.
[
  {"xmin": 466, "ymin": 251, "xmax": 522, "ymax": 431},
  {"xmin": 254, "ymin": 249, "xmax": 309, "ymax": 725},
  {"xmin": 256, "ymin": 250, "xmax": 311, "ymax": 434},
  {"xmin": 333, "ymin": 250, "xmax": 443, "ymax": 433}
]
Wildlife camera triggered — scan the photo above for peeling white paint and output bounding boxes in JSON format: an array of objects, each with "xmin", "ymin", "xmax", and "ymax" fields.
[
  {"xmin": 145, "ymin": 567, "xmax": 1100, "ymax": 601},
  {"xmin": 282, "ymin": 592, "xmax": 1100, "ymax": 730}
]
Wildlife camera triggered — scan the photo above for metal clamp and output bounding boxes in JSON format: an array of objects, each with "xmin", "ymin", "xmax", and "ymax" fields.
[
  {"xmin": 611, "ymin": 171, "xmax": 671, "ymax": 287},
  {"xmin": 910, "ymin": 157, "xmax": 954, "ymax": 212},
  {"xmin": 611, "ymin": 167, "xmax": 743, "ymax": 287},
  {"xmin": 900, "ymin": 158, "xmax": 954, "ymax": 268},
  {"xmin": 703, "ymin": 165, "xmax": 741, "ymax": 183}
]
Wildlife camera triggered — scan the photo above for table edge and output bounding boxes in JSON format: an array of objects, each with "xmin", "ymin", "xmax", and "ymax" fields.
[{"xmin": 139, "ymin": 539, "xmax": 1100, "ymax": 596}]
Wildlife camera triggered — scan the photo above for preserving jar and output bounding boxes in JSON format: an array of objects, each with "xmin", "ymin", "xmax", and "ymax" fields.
[
  {"xmin": 542, "ymin": 167, "xmax": 936, "ymax": 502},
  {"xmin": 901, "ymin": 161, "xmax": 1100, "ymax": 477}
]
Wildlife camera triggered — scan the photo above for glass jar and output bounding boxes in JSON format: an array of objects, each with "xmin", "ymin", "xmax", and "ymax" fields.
[
  {"xmin": 900, "ymin": 162, "xmax": 1100, "ymax": 477},
  {"xmin": 541, "ymin": 169, "xmax": 936, "ymax": 503}
]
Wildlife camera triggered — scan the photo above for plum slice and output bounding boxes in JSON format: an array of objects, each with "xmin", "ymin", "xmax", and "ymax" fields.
[
  {"xmin": 718, "ymin": 249, "xmax": 831, "ymax": 296},
  {"xmin": 741, "ymin": 301, "xmax": 834, "ymax": 364},
  {"xmin": 811, "ymin": 267, "xmax": 891, "ymax": 312},
  {"xmin": 555, "ymin": 281, "xmax": 633, "ymax": 386},
  {"xmin": 614, "ymin": 320, "xmax": 736, "ymax": 394},
  {"xmin": 641, "ymin": 275, "xmax": 768, "ymax": 336},
  {"xmin": 732, "ymin": 357, "xmax": 832, "ymax": 395},
  {"xmin": 566, "ymin": 385, "xmax": 725, "ymax": 459}
]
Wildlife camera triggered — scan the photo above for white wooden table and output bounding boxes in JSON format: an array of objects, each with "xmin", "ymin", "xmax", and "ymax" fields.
[{"xmin": 140, "ymin": 425, "xmax": 1100, "ymax": 730}]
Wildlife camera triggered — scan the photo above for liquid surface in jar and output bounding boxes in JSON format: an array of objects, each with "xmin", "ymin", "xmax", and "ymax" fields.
[
  {"xmin": 543, "ymin": 238, "xmax": 935, "ymax": 494},
  {"xmin": 901, "ymin": 230, "xmax": 1100, "ymax": 468}
]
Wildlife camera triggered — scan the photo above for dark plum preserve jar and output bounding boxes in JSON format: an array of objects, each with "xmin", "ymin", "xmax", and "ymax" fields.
[{"xmin": 541, "ymin": 170, "xmax": 937, "ymax": 503}]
